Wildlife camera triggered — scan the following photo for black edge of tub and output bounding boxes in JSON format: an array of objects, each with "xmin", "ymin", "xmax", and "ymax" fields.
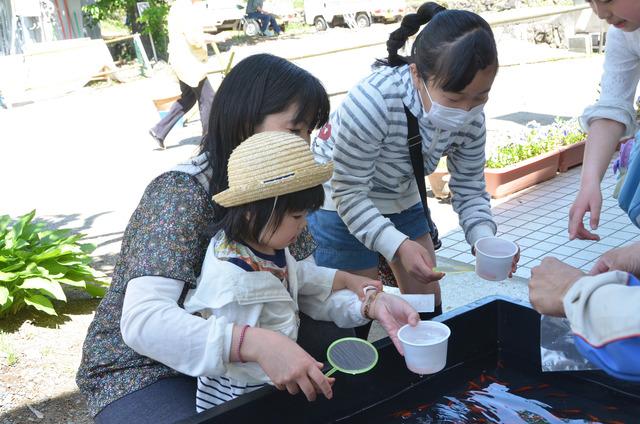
[{"xmin": 178, "ymin": 296, "xmax": 640, "ymax": 424}]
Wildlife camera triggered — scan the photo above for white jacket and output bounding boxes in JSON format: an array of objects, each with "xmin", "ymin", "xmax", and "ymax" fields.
[{"xmin": 183, "ymin": 239, "xmax": 368, "ymax": 385}]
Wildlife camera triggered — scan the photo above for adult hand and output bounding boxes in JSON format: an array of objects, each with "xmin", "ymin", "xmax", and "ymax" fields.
[
  {"xmin": 396, "ymin": 239, "xmax": 444, "ymax": 284},
  {"xmin": 368, "ymin": 293, "xmax": 420, "ymax": 355},
  {"xmin": 244, "ymin": 328, "xmax": 333, "ymax": 401},
  {"xmin": 568, "ymin": 184, "xmax": 602, "ymax": 241},
  {"xmin": 529, "ymin": 257, "xmax": 585, "ymax": 317},
  {"xmin": 590, "ymin": 242, "xmax": 640, "ymax": 277}
]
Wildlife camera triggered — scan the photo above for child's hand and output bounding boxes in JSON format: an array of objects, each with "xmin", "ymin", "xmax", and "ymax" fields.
[
  {"xmin": 243, "ymin": 327, "xmax": 333, "ymax": 401},
  {"xmin": 334, "ymin": 271, "xmax": 383, "ymax": 300},
  {"xmin": 367, "ymin": 293, "xmax": 419, "ymax": 355}
]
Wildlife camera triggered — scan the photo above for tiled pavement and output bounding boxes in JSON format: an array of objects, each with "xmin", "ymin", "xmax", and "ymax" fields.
[{"xmin": 436, "ymin": 163, "xmax": 640, "ymax": 280}]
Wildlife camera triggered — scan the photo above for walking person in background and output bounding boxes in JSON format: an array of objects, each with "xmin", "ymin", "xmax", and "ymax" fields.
[
  {"xmin": 149, "ymin": 0, "xmax": 216, "ymax": 149},
  {"xmin": 308, "ymin": 2, "xmax": 517, "ymax": 325},
  {"xmin": 569, "ymin": 0, "xmax": 640, "ymax": 239},
  {"xmin": 246, "ymin": 0, "xmax": 282, "ymax": 37}
]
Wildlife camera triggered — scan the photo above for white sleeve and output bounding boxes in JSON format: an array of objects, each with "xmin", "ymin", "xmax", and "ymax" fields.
[
  {"xmin": 121, "ymin": 276, "xmax": 236, "ymax": 377},
  {"xmin": 580, "ymin": 27, "xmax": 640, "ymax": 138},
  {"xmin": 294, "ymin": 259, "xmax": 336, "ymax": 300},
  {"xmin": 299, "ymin": 289, "xmax": 368, "ymax": 328}
]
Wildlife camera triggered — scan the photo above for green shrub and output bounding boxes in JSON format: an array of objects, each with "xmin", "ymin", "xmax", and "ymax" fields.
[
  {"xmin": 0, "ymin": 211, "xmax": 109, "ymax": 317},
  {"xmin": 486, "ymin": 118, "xmax": 586, "ymax": 169}
]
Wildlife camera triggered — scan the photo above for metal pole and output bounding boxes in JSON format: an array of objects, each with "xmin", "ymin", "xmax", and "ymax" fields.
[{"xmin": 148, "ymin": 32, "xmax": 158, "ymax": 62}]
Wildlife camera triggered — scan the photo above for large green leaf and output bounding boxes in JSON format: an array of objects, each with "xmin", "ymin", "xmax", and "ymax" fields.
[
  {"xmin": 21, "ymin": 221, "xmax": 45, "ymax": 242},
  {"xmin": 61, "ymin": 234, "xmax": 84, "ymax": 245},
  {"xmin": 0, "ymin": 271, "xmax": 18, "ymax": 282},
  {"xmin": 0, "ymin": 215, "xmax": 10, "ymax": 234},
  {"xmin": 1, "ymin": 261, "xmax": 26, "ymax": 273},
  {"xmin": 37, "ymin": 261, "xmax": 68, "ymax": 277},
  {"xmin": 85, "ymin": 283, "xmax": 107, "ymax": 297},
  {"xmin": 11, "ymin": 210, "xmax": 36, "ymax": 240},
  {"xmin": 11, "ymin": 239, "xmax": 29, "ymax": 251},
  {"xmin": 36, "ymin": 265, "xmax": 65, "ymax": 279},
  {"xmin": 55, "ymin": 258, "xmax": 84, "ymax": 267},
  {"xmin": 0, "ymin": 286, "xmax": 9, "ymax": 305},
  {"xmin": 57, "ymin": 278, "xmax": 87, "ymax": 288},
  {"xmin": 3, "ymin": 231, "xmax": 16, "ymax": 249},
  {"xmin": 20, "ymin": 277, "xmax": 67, "ymax": 302},
  {"xmin": 79, "ymin": 243, "xmax": 96, "ymax": 254},
  {"xmin": 37, "ymin": 229, "xmax": 72, "ymax": 245},
  {"xmin": 31, "ymin": 244, "xmax": 82, "ymax": 262},
  {"xmin": 24, "ymin": 294, "xmax": 57, "ymax": 316}
]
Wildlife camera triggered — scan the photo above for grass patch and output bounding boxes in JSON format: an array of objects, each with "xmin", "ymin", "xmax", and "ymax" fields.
[{"xmin": 0, "ymin": 331, "xmax": 18, "ymax": 366}]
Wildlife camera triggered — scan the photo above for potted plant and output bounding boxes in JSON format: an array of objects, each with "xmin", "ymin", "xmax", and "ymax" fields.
[
  {"xmin": 428, "ymin": 157, "xmax": 450, "ymax": 199},
  {"xmin": 484, "ymin": 125, "xmax": 560, "ymax": 199},
  {"xmin": 553, "ymin": 119, "xmax": 587, "ymax": 172},
  {"xmin": 483, "ymin": 119, "xmax": 589, "ymax": 198}
]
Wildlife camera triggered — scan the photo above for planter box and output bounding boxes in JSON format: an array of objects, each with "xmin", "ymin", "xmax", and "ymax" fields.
[
  {"xmin": 558, "ymin": 140, "xmax": 586, "ymax": 172},
  {"xmin": 484, "ymin": 150, "xmax": 560, "ymax": 199}
]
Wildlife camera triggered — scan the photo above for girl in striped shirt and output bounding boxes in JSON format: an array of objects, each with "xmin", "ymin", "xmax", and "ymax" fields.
[{"xmin": 309, "ymin": 2, "xmax": 518, "ymax": 323}]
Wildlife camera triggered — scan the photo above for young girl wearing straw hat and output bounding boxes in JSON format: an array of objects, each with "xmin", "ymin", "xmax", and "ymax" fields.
[{"xmin": 184, "ymin": 132, "xmax": 420, "ymax": 412}]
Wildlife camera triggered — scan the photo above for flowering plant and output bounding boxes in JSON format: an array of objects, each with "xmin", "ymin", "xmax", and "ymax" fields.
[{"xmin": 486, "ymin": 118, "xmax": 586, "ymax": 169}]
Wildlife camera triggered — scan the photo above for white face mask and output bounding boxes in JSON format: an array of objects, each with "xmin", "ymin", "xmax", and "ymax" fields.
[{"xmin": 420, "ymin": 80, "xmax": 485, "ymax": 131}]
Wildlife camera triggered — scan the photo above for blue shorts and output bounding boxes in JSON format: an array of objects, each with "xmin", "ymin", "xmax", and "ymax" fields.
[{"xmin": 307, "ymin": 203, "xmax": 430, "ymax": 270}]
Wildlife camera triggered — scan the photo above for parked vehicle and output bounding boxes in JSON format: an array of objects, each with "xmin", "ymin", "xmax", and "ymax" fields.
[
  {"xmin": 303, "ymin": 0, "xmax": 372, "ymax": 31},
  {"xmin": 303, "ymin": 0, "xmax": 407, "ymax": 31},
  {"xmin": 370, "ymin": 0, "xmax": 407, "ymax": 23},
  {"xmin": 202, "ymin": 0, "xmax": 293, "ymax": 36}
]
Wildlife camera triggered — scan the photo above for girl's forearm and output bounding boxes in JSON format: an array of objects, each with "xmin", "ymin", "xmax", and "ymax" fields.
[{"xmin": 581, "ymin": 119, "xmax": 625, "ymax": 187}]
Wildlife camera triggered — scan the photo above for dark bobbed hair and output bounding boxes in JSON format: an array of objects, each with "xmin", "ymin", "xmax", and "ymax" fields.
[
  {"xmin": 376, "ymin": 2, "xmax": 498, "ymax": 92},
  {"xmin": 199, "ymin": 54, "xmax": 330, "ymax": 201},
  {"xmin": 216, "ymin": 185, "xmax": 325, "ymax": 245}
]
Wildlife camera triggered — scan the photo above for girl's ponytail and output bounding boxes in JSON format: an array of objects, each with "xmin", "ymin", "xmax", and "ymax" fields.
[{"xmin": 377, "ymin": 2, "xmax": 446, "ymax": 67}]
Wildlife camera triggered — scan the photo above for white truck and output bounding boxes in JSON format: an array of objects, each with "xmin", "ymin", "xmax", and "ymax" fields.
[{"xmin": 304, "ymin": 0, "xmax": 406, "ymax": 31}]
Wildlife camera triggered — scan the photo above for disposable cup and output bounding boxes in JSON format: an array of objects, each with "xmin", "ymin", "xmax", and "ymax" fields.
[
  {"xmin": 398, "ymin": 321, "xmax": 450, "ymax": 375},
  {"xmin": 474, "ymin": 236, "xmax": 518, "ymax": 281}
]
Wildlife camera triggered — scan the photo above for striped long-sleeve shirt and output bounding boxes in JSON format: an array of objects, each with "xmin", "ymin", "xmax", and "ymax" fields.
[{"xmin": 312, "ymin": 64, "xmax": 496, "ymax": 261}]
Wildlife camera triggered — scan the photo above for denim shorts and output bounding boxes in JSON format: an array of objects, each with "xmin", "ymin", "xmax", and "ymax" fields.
[{"xmin": 307, "ymin": 203, "xmax": 430, "ymax": 270}]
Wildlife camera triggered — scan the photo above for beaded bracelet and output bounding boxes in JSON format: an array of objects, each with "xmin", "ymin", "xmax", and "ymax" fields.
[
  {"xmin": 363, "ymin": 290, "xmax": 380, "ymax": 320},
  {"xmin": 237, "ymin": 324, "xmax": 250, "ymax": 363}
]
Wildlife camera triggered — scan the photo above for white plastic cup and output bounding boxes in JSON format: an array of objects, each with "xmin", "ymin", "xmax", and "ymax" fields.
[
  {"xmin": 474, "ymin": 236, "xmax": 518, "ymax": 281},
  {"xmin": 398, "ymin": 321, "xmax": 451, "ymax": 375}
]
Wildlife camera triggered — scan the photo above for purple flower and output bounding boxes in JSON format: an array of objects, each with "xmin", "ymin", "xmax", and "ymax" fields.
[{"xmin": 614, "ymin": 138, "xmax": 636, "ymax": 174}]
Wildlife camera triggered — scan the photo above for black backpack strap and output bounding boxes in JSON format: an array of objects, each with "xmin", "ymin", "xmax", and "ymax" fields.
[{"xmin": 404, "ymin": 105, "xmax": 441, "ymax": 250}]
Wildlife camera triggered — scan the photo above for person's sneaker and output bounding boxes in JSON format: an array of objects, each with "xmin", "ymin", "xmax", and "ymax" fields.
[{"xmin": 149, "ymin": 129, "xmax": 165, "ymax": 149}]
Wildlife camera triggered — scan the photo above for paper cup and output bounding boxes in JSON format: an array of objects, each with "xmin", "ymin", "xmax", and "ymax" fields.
[
  {"xmin": 474, "ymin": 236, "xmax": 518, "ymax": 281},
  {"xmin": 398, "ymin": 321, "xmax": 450, "ymax": 375}
]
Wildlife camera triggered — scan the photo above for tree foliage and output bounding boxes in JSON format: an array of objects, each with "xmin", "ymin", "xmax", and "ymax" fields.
[{"xmin": 84, "ymin": 0, "xmax": 170, "ymax": 59}]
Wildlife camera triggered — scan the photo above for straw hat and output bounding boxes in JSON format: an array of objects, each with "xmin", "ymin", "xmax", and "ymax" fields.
[{"xmin": 213, "ymin": 131, "xmax": 334, "ymax": 207}]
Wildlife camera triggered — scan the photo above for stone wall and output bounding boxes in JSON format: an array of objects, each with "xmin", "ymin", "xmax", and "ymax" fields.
[
  {"xmin": 438, "ymin": 0, "xmax": 572, "ymax": 13},
  {"xmin": 407, "ymin": 0, "xmax": 579, "ymax": 48}
]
